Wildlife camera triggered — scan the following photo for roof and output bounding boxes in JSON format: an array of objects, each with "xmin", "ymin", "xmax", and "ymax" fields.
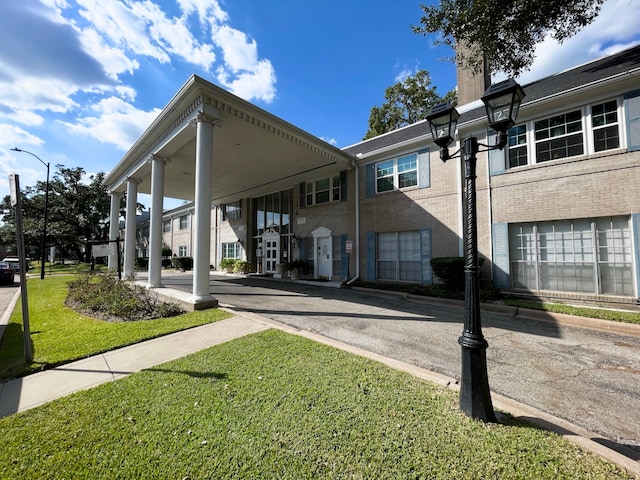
[{"xmin": 345, "ymin": 44, "xmax": 640, "ymax": 157}]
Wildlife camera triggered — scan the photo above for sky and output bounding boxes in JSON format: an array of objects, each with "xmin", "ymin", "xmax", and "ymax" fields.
[{"xmin": 1, "ymin": 0, "xmax": 640, "ymax": 211}]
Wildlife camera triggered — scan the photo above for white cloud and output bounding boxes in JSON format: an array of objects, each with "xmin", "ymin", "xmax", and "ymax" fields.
[
  {"xmin": 60, "ymin": 97, "xmax": 162, "ymax": 151},
  {"xmin": 503, "ymin": 0, "xmax": 640, "ymax": 84},
  {"xmin": 216, "ymin": 60, "xmax": 277, "ymax": 103},
  {"xmin": 212, "ymin": 25, "xmax": 277, "ymax": 102}
]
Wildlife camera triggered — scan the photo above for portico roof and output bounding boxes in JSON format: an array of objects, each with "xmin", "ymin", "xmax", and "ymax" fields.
[{"xmin": 104, "ymin": 75, "xmax": 355, "ymax": 205}]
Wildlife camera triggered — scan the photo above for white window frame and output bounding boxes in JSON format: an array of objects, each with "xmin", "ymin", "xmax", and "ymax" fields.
[
  {"xmin": 178, "ymin": 245, "xmax": 188, "ymax": 257},
  {"xmin": 375, "ymin": 153, "xmax": 418, "ymax": 193},
  {"xmin": 222, "ymin": 242, "xmax": 241, "ymax": 260},
  {"xmin": 505, "ymin": 98, "xmax": 623, "ymax": 169},
  {"xmin": 306, "ymin": 175, "xmax": 341, "ymax": 206},
  {"xmin": 179, "ymin": 214, "xmax": 189, "ymax": 230}
]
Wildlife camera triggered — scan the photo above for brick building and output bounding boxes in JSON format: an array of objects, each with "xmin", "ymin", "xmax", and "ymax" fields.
[{"xmin": 107, "ymin": 45, "xmax": 640, "ymax": 309}]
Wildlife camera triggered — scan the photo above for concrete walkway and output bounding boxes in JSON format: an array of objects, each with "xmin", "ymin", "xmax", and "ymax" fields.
[
  {"xmin": 0, "ymin": 277, "xmax": 639, "ymax": 477},
  {"xmin": 0, "ymin": 315, "xmax": 268, "ymax": 417}
]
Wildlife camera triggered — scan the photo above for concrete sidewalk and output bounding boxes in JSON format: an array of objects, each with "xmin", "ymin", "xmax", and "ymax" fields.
[{"xmin": 0, "ymin": 315, "xmax": 269, "ymax": 417}]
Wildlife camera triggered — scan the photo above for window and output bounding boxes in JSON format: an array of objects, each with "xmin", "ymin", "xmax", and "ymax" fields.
[
  {"xmin": 306, "ymin": 175, "xmax": 341, "ymax": 206},
  {"xmin": 535, "ymin": 110, "xmax": 584, "ymax": 162},
  {"xmin": 222, "ymin": 242, "xmax": 241, "ymax": 259},
  {"xmin": 509, "ymin": 217, "xmax": 633, "ymax": 296},
  {"xmin": 508, "ymin": 124, "xmax": 528, "ymax": 168},
  {"xmin": 376, "ymin": 231, "xmax": 421, "ymax": 282},
  {"xmin": 179, "ymin": 215, "xmax": 188, "ymax": 230},
  {"xmin": 504, "ymin": 99, "xmax": 621, "ymax": 169},
  {"xmin": 162, "ymin": 220, "xmax": 171, "ymax": 232},
  {"xmin": 222, "ymin": 200, "xmax": 242, "ymax": 221},
  {"xmin": 178, "ymin": 245, "xmax": 188, "ymax": 257},
  {"xmin": 376, "ymin": 154, "xmax": 418, "ymax": 193},
  {"xmin": 592, "ymin": 100, "xmax": 619, "ymax": 152}
]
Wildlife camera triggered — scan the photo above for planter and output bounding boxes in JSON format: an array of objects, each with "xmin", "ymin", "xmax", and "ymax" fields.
[{"xmin": 290, "ymin": 268, "xmax": 300, "ymax": 280}]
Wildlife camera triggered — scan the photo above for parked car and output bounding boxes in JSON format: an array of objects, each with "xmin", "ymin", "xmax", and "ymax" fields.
[
  {"xmin": 2, "ymin": 256, "xmax": 31, "ymax": 273},
  {"xmin": 0, "ymin": 262, "xmax": 15, "ymax": 285}
]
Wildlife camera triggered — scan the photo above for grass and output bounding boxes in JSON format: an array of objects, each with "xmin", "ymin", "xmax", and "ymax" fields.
[
  {"xmin": 353, "ymin": 281, "xmax": 640, "ymax": 325},
  {"xmin": 0, "ymin": 329, "xmax": 632, "ymax": 479},
  {"xmin": 503, "ymin": 299, "xmax": 640, "ymax": 325},
  {"xmin": 0, "ymin": 275, "xmax": 232, "ymax": 380}
]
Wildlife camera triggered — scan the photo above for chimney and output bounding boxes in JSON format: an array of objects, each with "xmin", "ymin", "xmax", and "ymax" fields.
[{"xmin": 456, "ymin": 42, "xmax": 491, "ymax": 106}]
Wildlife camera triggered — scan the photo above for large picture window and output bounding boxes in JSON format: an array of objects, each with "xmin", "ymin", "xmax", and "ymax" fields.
[
  {"xmin": 509, "ymin": 217, "xmax": 633, "ymax": 296},
  {"xmin": 377, "ymin": 231, "xmax": 421, "ymax": 282}
]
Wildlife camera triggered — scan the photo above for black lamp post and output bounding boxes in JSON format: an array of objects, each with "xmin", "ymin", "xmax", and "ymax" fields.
[
  {"xmin": 10, "ymin": 148, "xmax": 50, "ymax": 280},
  {"xmin": 426, "ymin": 79, "xmax": 525, "ymax": 422}
]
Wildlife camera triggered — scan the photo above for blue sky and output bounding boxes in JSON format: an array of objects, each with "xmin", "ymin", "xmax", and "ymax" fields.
[{"xmin": 1, "ymin": 0, "xmax": 639, "ymax": 211}]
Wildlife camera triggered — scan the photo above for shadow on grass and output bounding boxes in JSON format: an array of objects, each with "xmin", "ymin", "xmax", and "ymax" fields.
[{"xmin": 146, "ymin": 368, "xmax": 228, "ymax": 380}]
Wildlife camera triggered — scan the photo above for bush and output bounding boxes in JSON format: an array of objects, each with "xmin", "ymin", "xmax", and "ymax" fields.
[
  {"xmin": 135, "ymin": 257, "xmax": 149, "ymax": 269},
  {"xmin": 66, "ymin": 272, "xmax": 184, "ymax": 321},
  {"xmin": 173, "ymin": 257, "xmax": 193, "ymax": 271},
  {"xmin": 220, "ymin": 258, "xmax": 236, "ymax": 270},
  {"xmin": 233, "ymin": 260, "xmax": 251, "ymax": 273},
  {"xmin": 430, "ymin": 257, "xmax": 487, "ymax": 291},
  {"xmin": 161, "ymin": 258, "xmax": 172, "ymax": 268}
]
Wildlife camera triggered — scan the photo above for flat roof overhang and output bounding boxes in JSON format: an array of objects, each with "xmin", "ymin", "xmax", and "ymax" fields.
[{"xmin": 104, "ymin": 75, "xmax": 354, "ymax": 205}]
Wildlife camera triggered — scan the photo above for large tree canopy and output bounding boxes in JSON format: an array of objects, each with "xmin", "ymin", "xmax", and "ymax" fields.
[
  {"xmin": 0, "ymin": 166, "xmax": 129, "ymax": 262},
  {"xmin": 364, "ymin": 70, "xmax": 457, "ymax": 139},
  {"xmin": 412, "ymin": 0, "xmax": 606, "ymax": 77}
]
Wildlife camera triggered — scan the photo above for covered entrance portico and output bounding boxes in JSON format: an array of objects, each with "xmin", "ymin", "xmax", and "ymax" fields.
[{"xmin": 104, "ymin": 75, "xmax": 354, "ymax": 309}]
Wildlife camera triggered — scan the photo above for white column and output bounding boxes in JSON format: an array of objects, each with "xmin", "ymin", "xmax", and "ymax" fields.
[
  {"xmin": 108, "ymin": 192, "xmax": 120, "ymax": 271},
  {"xmin": 148, "ymin": 155, "xmax": 167, "ymax": 288},
  {"xmin": 124, "ymin": 178, "xmax": 139, "ymax": 277},
  {"xmin": 192, "ymin": 112, "xmax": 218, "ymax": 300}
]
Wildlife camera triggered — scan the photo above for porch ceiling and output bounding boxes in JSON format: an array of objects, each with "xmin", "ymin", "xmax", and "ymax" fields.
[{"xmin": 104, "ymin": 75, "xmax": 354, "ymax": 205}]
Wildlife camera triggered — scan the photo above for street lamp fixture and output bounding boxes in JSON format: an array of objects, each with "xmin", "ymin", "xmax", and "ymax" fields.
[
  {"xmin": 10, "ymin": 148, "xmax": 50, "ymax": 280},
  {"xmin": 426, "ymin": 79, "xmax": 525, "ymax": 422}
]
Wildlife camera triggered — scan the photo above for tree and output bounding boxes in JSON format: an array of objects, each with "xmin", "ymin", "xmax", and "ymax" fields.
[
  {"xmin": 0, "ymin": 166, "xmax": 131, "ymax": 262},
  {"xmin": 364, "ymin": 70, "xmax": 457, "ymax": 139},
  {"xmin": 412, "ymin": 0, "xmax": 606, "ymax": 78}
]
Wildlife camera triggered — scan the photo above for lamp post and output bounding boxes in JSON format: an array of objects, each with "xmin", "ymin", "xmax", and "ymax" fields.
[
  {"xmin": 426, "ymin": 78, "xmax": 525, "ymax": 422},
  {"xmin": 10, "ymin": 148, "xmax": 50, "ymax": 280}
]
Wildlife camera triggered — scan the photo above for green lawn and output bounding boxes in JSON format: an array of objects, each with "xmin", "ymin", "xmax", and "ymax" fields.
[
  {"xmin": 0, "ymin": 330, "xmax": 632, "ymax": 479},
  {"xmin": 0, "ymin": 275, "xmax": 231, "ymax": 380}
]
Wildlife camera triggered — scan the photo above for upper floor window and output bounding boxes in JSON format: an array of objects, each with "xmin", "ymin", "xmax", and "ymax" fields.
[
  {"xmin": 376, "ymin": 153, "xmax": 418, "ymax": 193},
  {"xmin": 592, "ymin": 100, "xmax": 619, "ymax": 151},
  {"xmin": 179, "ymin": 215, "xmax": 188, "ymax": 230},
  {"xmin": 162, "ymin": 219, "xmax": 171, "ymax": 232},
  {"xmin": 305, "ymin": 175, "xmax": 341, "ymax": 206},
  {"xmin": 222, "ymin": 200, "xmax": 242, "ymax": 221},
  {"xmin": 504, "ymin": 99, "xmax": 621, "ymax": 170},
  {"xmin": 534, "ymin": 109, "xmax": 584, "ymax": 162}
]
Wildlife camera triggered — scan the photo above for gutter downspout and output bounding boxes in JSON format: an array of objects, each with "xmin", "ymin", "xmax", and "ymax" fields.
[{"xmin": 346, "ymin": 156, "xmax": 360, "ymax": 285}]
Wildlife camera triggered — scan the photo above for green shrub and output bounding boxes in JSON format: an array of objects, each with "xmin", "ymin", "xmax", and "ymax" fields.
[
  {"xmin": 233, "ymin": 260, "xmax": 250, "ymax": 273},
  {"xmin": 135, "ymin": 257, "xmax": 149, "ymax": 269},
  {"xmin": 161, "ymin": 258, "xmax": 172, "ymax": 268},
  {"xmin": 66, "ymin": 272, "xmax": 184, "ymax": 321},
  {"xmin": 173, "ymin": 256, "xmax": 193, "ymax": 270},
  {"xmin": 220, "ymin": 258, "xmax": 236, "ymax": 270}
]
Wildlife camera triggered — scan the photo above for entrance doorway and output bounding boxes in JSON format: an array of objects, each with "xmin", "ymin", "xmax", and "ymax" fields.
[
  {"xmin": 312, "ymin": 226, "xmax": 332, "ymax": 279},
  {"xmin": 262, "ymin": 230, "xmax": 280, "ymax": 274}
]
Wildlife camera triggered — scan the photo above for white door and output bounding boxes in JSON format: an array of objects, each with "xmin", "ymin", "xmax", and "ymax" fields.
[
  {"xmin": 317, "ymin": 237, "xmax": 332, "ymax": 279},
  {"xmin": 263, "ymin": 232, "xmax": 280, "ymax": 273}
]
